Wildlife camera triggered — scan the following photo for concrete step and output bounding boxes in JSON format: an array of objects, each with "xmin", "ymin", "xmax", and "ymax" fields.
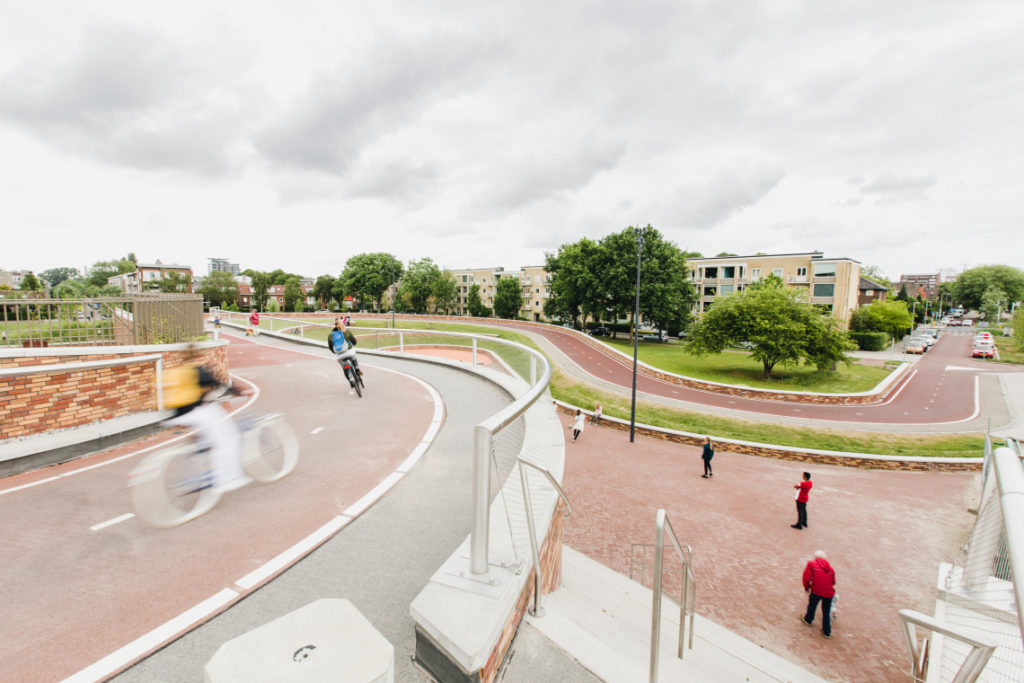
[{"xmin": 525, "ymin": 547, "xmax": 826, "ymax": 682}]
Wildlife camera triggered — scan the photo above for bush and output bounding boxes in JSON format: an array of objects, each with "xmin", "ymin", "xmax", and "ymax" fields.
[{"xmin": 850, "ymin": 331, "xmax": 888, "ymax": 351}]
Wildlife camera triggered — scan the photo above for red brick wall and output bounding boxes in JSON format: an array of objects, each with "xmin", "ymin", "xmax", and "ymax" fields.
[{"xmin": 0, "ymin": 345, "xmax": 228, "ymax": 440}]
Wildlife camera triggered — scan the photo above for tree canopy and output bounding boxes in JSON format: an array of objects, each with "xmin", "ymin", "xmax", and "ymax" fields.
[
  {"xmin": 40, "ymin": 267, "xmax": 79, "ymax": 287},
  {"xmin": 19, "ymin": 272, "xmax": 42, "ymax": 291},
  {"xmin": 201, "ymin": 271, "xmax": 240, "ymax": 308},
  {"xmin": 86, "ymin": 257, "xmax": 136, "ymax": 287},
  {"xmin": 951, "ymin": 265, "xmax": 1024, "ymax": 311},
  {"xmin": 397, "ymin": 257, "xmax": 440, "ymax": 313},
  {"xmin": 847, "ymin": 299, "xmax": 913, "ymax": 339},
  {"xmin": 685, "ymin": 275, "xmax": 854, "ymax": 378},
  {"xmin": 340, "ymin": 253, "xmax": 403, "ymax": 312},
  {"xmin": 284, "ymin": 277, "xmax": 303, "ymax": 312},
  {"xmin": 494, "ymin": 276, "xmax": 523, "ymax": 319},
  {"xmin": 467, "ymin": 283, "xmax": 490, "ymax": 317}
]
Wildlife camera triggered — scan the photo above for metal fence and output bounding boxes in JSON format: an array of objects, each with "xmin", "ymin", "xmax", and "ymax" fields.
[
  {"xmin": 0, "ymin": 294, "xmax": 204, "ymax": 347},
  {"xmin": 925, "ymin": 436, "xmax": 1024, "ymax": 682}
]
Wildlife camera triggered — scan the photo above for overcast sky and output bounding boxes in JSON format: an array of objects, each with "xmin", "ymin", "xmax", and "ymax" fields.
[{"xmin": 2, "ymin": 0, "xmax": 1022, "ymax": 283}]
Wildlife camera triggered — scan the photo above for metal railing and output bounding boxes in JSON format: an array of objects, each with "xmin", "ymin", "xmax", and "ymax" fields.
[
  {"xmin": 517, "ymin": 458, "xmax": 573, "ymax": 617},
  {"xmin": 644, "ymin": 509, "xmax": 696, "ymax": 682},
  {"xmin": 1, "ymin": 294, "xmax": 203, "ymax": 347},
  {"xmin": 899, "ymin": 609, "xmax": 997, "ymax": 683},
  {"xmin": 922, "ymin": 435, "xmax": 1024, "ymax": 682}
]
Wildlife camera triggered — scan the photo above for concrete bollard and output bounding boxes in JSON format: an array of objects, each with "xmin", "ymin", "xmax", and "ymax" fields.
[{"xmin": 205, "ymin": 599, "xmax": 393, "ymax": 683}]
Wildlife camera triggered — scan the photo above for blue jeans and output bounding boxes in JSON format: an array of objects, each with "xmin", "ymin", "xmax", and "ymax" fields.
[{"xmin": 804, "ymin": 593, "xmax": 833, "ymax": 636}]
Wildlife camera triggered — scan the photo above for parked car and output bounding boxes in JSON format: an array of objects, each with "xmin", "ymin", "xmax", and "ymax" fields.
[
  {"xmin": 639, "ymin": 331, "xmax": 668, "ymax": 342},
  {"xmin": 962, "ymin": 319, "xmax": 974, "ymax": 327},
  {"xmin": 905, "ymin": 338, "xmax": 928, "ymax": 354},
  {"xmin": 948, "ymin": 319, "xmax": 962, "ymax": 326},
  {"xmin": 972, "ymin": 342, "xmax": 995, "ymax": 359},
  {"xmin": 590, "ymin": 327, "xmax": 611, "ymax": 337}
]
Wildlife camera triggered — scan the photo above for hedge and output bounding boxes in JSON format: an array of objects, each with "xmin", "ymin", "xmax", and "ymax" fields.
[{"xmin": 850, "ymin": 331, "xmax": 888, "ymax": 351}]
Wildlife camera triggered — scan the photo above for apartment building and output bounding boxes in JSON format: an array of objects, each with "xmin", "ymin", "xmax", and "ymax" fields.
[
  {"xmin": 107, "ymin": 263, "xmax": 194, "ymax": 293},
  {"xmin": 208, "ymin": 257, "xmax": 240, "ymax": 275},
  {"xmin": 518, "ymin": 265, "xmax": 551, "ymax": 321},
  {"xmin": 448, "ymin": 267, "xmax": 504, "ymax": 314},
  {"xmin": 687, "ymin": 252, "xmax": 861, "ymax": 326},
  {"xmin": 897, "ymin": 273, "xmax": 940, "ymax": 300}
]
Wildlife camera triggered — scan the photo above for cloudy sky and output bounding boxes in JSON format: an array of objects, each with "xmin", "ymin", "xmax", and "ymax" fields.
[{"xmin": 2, "ymin": 0, "xmax": 1022, "ymax": 283}]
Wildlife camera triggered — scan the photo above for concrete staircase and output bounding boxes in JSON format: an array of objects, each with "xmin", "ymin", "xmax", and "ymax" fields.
[{"xmin": 525, "ymin": 547, "xmax": 826, "ymax": 682}]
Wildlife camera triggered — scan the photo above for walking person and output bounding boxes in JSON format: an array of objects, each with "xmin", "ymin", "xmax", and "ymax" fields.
[
  {"xmin": 249, "ymin": 309, "xmax": 260, "ymax": 336},
  {"xmin": 700, "ymin": 437, "xmax": 715, "ymax": 478},
  {"xmin": 590, "ymin": 402, "xmax": 602, "ymax": 426},
  {"xmin": 791, "ymin": 472, "xmax": 812, "ymax": 529},
  {"xmin": 801, "ymin": 550, "xmax": 836, "ymax": 638},
  {"xmin": 570, "ymin": 409, "xmax": 585, "ymax": 442}
]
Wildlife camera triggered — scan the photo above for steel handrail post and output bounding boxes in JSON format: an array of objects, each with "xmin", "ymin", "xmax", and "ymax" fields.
[
  {"xmin": 518, "ymin": 465, "xmax": 544, "ymax": 616},
  {"xmin": 473, "ymin": 338, "xmax": 478, "ymax": 366},
  {"xmin": 650, "ymin": 509, "xmax": 666, "ymax": 683},
  {"xmin": 470, "ymin": 425, "xmax": 493, "ymax": 575}
]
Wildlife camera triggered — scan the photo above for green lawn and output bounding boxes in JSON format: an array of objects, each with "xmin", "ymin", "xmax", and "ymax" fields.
[
  {"xmin": 994, "ymin": 336, "xmax": 1024, "ymax": 364},
  {"xmin": 599, "ymin": 338, "xmax": 891, "ymax": 393}
]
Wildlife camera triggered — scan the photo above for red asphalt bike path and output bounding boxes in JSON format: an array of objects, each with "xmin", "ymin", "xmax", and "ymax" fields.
[
  {"xmin": 0, "ymin": 334, "xmax": 436, "ymax": 682},
  {"xmin": 508, "ymin": 324, "xmax": 1021, "ymax": 424}
]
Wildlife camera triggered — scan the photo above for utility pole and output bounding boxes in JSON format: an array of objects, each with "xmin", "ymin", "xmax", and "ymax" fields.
[{"xmin": 630, "ymin": 225, "xmax": 648, "ymax": 444}]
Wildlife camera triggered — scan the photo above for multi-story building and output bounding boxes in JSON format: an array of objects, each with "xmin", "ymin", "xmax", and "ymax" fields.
[
  {"xmin": 518, "ymin": 266, "xmax": 551, "ymax": 322},
  {"xmin": 897, "ymin": 273, "xmax": 940, "ymax": 300},
  {"xmin": 449, "ymin": 267, "xmax": 505, "ymax": 314},
  {"xmin": 686, "ymin": 251, "xmax": 861, "ymax": 326},
  {"xmin": 107, "ymin": 263, "xmax": 193, "ymax": 293},
  {"xmin": 208, "ymin": 258, "xmax": 240, "ymax": 275}
]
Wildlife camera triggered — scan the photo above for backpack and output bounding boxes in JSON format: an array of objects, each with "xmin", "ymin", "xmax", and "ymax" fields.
[{"xmin": 162, "ymin": 364, "xmax": 203, "ymax": 409}]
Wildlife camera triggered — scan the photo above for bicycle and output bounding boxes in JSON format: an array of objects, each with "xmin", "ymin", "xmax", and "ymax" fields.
[
  {"xmin": 336, "ymin": 348, "xmax": 364, "ymax": 398},
  {"xmin": 129, "ymin": 410, "xmax": 299, "ymax": 527}
]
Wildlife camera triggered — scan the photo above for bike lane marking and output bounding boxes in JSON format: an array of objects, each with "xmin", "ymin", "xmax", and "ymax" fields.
[{"xmin": 89, "ymin": 513, "xmax": 135, "ymax": 531}]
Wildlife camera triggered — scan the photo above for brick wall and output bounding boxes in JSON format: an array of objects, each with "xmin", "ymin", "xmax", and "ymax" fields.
[{"xmin": 0, "ymin": 344, "xmax": 228, "ymax": 440}]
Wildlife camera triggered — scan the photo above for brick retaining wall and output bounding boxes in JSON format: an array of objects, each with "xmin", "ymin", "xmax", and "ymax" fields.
[{"xmin": 0, "ymin": 344, "xmax": 227, "ymax": 440}]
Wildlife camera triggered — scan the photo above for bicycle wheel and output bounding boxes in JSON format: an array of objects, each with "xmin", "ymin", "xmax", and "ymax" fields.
[
  {"xmin": 130, "ymin": 438, "xmax": 221, "ymax": 528},
  {"xmin": 242, "ymin": 414, "xmax": 299, "ymax": 483},
  {"xmin": 352, "ymin": 372, "xmax": 363, "ymax": 397}
]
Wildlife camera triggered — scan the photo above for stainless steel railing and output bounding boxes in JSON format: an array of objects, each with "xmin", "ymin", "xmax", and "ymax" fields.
[
  {"xmin": 898, "ymin": 609, "xmax": 996, "ymax": 683},
  {"xmin": 517, "ymin": 458, "xmax": 573, "ymax": 617},
  {"xmin": 649, "ymin": 509, "xmax": 696, "ymax": 682}
]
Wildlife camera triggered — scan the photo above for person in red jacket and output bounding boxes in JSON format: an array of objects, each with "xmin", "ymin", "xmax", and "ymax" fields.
[
  {"xmin": 801, "ymin": 550, "xmax": 836, "ymax": 638},
  {"xmin": 791, "ymin": 471, "xmax": 812, "ymax": 529}
]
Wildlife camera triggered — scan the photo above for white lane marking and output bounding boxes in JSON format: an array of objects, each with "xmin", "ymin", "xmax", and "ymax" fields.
[
  {"xmin": 90, "ymin": 513, "xmax": 134, "ymax": 531},
  {"xmin": 311, "ymin": 427, "xmax": 324, "ymax": 435},
  {"xmin": 344, "ymin": 472, "xmax": 404, "ymax": 518},
  {"xmin": 234, "ymin": 515, "xmax": 351, "ymax": 590},
  {"xmin": 62, "ymin": 588, "xmax": 239, "ymax": 683},
  {"xmin": 0, "ymin": 376, "xmax": 260, "ymax": 498}
]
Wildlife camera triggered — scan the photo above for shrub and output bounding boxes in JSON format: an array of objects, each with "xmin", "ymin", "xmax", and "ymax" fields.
[{"xmin": 850, "ymin": 331, "xmax": 888, "ymax": 351}]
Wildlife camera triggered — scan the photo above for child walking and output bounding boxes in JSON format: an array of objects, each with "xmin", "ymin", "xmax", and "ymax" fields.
[{"xmin": 571, "ymin": 409, "xmax": 586, "ymax": 442}]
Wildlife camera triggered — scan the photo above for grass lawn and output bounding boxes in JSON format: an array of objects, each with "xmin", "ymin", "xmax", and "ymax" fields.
[
  {"xmin": 246, "ymin": 316, "xmax": 983, "ymax": 458},
  {"xmin": 599, "ymin": 337, "xmax": 891, "ymax": 393},
  {"xmin": 994, "ymin": 336, "xmax": 1024, "ymax": 364}
]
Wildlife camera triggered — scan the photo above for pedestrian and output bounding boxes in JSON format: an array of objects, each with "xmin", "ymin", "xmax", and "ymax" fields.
[
  {"xmin": 801, "ymin": 550, "xmax": 836, "ymax": 638},
  {"xmin": 570, "ymin": 409, "xmax": 585, "ymax": 442},
  {"xmin": 700, "ymin": 437, "xmax": 715, "ymax": 478},
  {"xmin": 791, "ymin": 472, "xmax": 812, "ymax": 529},
  {"xmin": 590, "ymin": 402, "xmax": 602, "ymax": 426},
  {"xmin": 249, "ymin": 309, "xmax": 260, "ymax": 336},
  {"xmin": 343, "ymin": 314, "xmax": 351, "ymax": 327}
]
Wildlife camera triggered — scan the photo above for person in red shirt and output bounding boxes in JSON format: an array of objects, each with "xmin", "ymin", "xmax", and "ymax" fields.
[
  {"xmin": 791, "ymin": 471, "xmax": 812, "ymax": 529},
  {"xmin": 801, "ymin": 550, "xmax": 836, "ymax": 638}
]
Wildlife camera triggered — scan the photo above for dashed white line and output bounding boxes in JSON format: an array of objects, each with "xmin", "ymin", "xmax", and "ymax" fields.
[
  {"xmin": 311, "ymin": 427, "xmax": 324, "ymax": 435},
  {"xmin": 90, "ymin": 513, "xmax": 135, "ymax": 531}
]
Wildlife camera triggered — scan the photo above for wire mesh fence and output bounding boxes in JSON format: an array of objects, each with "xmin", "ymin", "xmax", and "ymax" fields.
[
  {"xmin": 1, "ymin": 294, "xmax": 204, "ymax": 347},
  {"xmin": 932, "ymin": 438, "xmax": 1024, "ymax": 682}
]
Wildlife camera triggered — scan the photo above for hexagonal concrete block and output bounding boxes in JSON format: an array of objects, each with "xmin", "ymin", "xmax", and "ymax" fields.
[{"xmin": 205, "ymin": 598, "xmax": 393, "ymax": 683}]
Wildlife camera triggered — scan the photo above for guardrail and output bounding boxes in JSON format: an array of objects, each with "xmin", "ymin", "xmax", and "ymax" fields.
[
  {"xmin": 648, "ymin": 509, "xmax": 696, "ymax": 681},
  {"xmin": 517, "ymin": 458, "xmax": 573, "ymax": 617}
]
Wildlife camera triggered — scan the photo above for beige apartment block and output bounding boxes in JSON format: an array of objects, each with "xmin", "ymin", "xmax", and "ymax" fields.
[
  {"xmin": 686, "ymin": 252, "xmax": 861, "ymax": 326},
  {"xmin": 518, "ymin": 265, "xmax": 551, "ymax": 321},
  {"xmin": 449, "ymin": 267, "xmax": 505, "ymax": 314},
  {"xmin": 107, "ymin": 263, "xmax": 194, "ymax": 294}
]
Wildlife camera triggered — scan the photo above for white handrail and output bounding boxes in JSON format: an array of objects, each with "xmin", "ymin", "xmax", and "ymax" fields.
[{"xmin": 517, "ymin": 458, "xmax": 573, "ymax": 617}]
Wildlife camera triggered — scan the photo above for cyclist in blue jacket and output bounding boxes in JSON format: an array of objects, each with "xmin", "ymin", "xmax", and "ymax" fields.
[{"xmin": 327, "ymin": 318, "xmax": 361, "ymax": 387}]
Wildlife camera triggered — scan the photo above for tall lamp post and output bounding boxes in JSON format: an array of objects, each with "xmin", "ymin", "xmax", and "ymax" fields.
[{"xmin": 630, "ymin": 225, "xmax": 648, "ymax": 443}]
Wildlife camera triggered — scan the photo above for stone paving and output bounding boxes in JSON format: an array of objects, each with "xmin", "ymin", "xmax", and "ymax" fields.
[{"xmin": 558, "ymin": 415, "xmax": 980, "ymax": 683}]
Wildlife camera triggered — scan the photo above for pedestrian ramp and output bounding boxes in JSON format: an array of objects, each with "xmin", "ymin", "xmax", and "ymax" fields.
[{"xmin": 526, "ymin": 547, "xmax": 826, "ymax": 682}]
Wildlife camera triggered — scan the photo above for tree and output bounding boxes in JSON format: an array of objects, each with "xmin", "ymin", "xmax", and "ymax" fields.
[
  {"xmin": 494, "ymin": 276, "xmax": 524, "ymax": 319},
  {"xmin": 895, "ymin": 282, "xmax": 910, "ymax": 302},
  {"xmin": 980, "ymin": 287, "xmax": 1008, "ymax": 324},
  {"xmin": 201, "ymin": 271, "xmax": 240, "ymax": 308},
  {"xmin": 398, "ymin": 258, "xmax": 441, "ymax": 313},
  {"xmin": 40, "ymin": 267, "xmax": 79, "ymax": 288},
  {"xmin": 543, "ymin": 237, "xmax": 604, "ymax": 328},
  {"xmin": 151, "ymin": 271, "xmax": 191, "ymax": 293},
  {"xmin": 313, "ymin": 275, "xmax": 336, "ymax": 309},
  {"xmin": 340, "ymin": 253, "xmax": 404, "ymax": 312},
  {"xmin": 952, "ymin": 265, "xmax": 1024, "ymax": 311},
  {"xmin": 284, "ymin": 277, "xmax": 302, "ymax": 312},
  {"xmin": 249, "ymin": 272, "xmax": 270, "ymax": 311},
  {"xmin": 685, "ymin": 275, "xmax": 853, "ymax": 378},
  {"xmin": 860, "ymin": 265, "xmax": 891, "ymax": 289},
  {"xmin": 432, "ymin": 271, "xmax": 458, "ymax": 314},
  {"xmin": 467, "ymin": 284, "xmax": 490, "ymax": 317},
  {"xmin": 86, "ymin": 257, "xmax": 135, "ymax": 287},
  {"xmin": 715, "ymin": 251, "xmax": 738, "ymax": 257},
  {"xmin": 1013, "ymin": 306, "xmax": 1024, "ymax": 351},
  {"xmin": 19, "ymin": 272, "xmax": 42, "ymax": 291},
  {"xmin": 853, "ymin": 300, "xmax": 914, "ymax": 339}
]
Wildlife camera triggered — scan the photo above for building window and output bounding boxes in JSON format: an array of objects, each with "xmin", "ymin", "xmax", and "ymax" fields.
[
  {"xmin": 703, "ymin": 286, "xmax": 717, "ymax": 297},
  {"xmin": 796, "ymin": 267, "xmax": 807, "ymax": 279},
  {"xmin": 813, "ymin": 263, "xmax": 836, "ymax": 277},
  {"xmin": 719, "ymin": 284, "xmax": 734, "ymax": 295},
  {"xmin": 750, "ymin": 268, "xmax": 761, "ymax": 281},
  {"xmin": 772, "ymin": 268, "xmax": 783, "ymax": 278},
  {"xmin": 813, "ymin": 283, "xmax": 835, "ymax": 297},
  {"xmin": 704, "ymin": 267, "xmax": 718, "ymax": 279}
]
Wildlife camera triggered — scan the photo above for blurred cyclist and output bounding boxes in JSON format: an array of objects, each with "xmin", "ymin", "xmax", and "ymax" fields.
[
  {"xmin": 327, "ymin": 318, "xmax": 361, "ymax": 389},
  {"xmin": 162, "ymin": 344, "xmax": 250, "ymax": 492}
]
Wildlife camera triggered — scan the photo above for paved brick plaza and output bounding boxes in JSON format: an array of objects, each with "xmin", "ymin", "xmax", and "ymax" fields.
[{"xmin": 560, "ymin": 415, "xmax": 978, "ymax": 683}]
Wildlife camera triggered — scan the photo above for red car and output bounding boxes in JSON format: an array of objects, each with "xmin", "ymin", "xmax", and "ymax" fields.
[{"xmin": 972, "ymin": 343, "xmax": 995, "ymax": 359}]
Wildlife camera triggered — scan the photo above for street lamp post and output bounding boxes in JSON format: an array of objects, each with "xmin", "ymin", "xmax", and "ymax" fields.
[{"xmin": 630, "ymin": 225, "xmax": 648, "ymax": 443}]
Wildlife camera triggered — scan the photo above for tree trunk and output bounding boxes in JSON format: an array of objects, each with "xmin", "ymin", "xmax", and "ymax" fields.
[{"xmin": 763, "ymin": 361, "xmax": 775, "ymax": 378}]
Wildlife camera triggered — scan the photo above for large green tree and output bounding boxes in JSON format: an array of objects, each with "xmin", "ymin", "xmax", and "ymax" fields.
[
  {"xmin": 201, "ymin": 270, "xmax": 240, "ymax": 308},
  {"xmin": 467, "ymin": 283, "xmax": 490, "ymax": 317},
  {"xmin": 151, "ymin": 271, "xmax": 191, "ymax": 293},
  {"xmin": 432, "ymin": 271, "xmax": 458, "ymax": 314},
  {"xmin": 86, "ymin": 257, "xmax": 136, "ymax": 287},
  {"xmin": 493, "ymin": 276, "xmax": 524, "ymax": 319},
  {"xmin": 40, "ymin": 267, "xmax": 79, "ymax": 287},
  {"xmin": 980, "ymin": 287, "xmax": 1009, "ymax": 324},
  {"xmin": 685, "ymin": 276, "xmax": 853, "ymax": 378},
  {"xmin": 341, "ymin": 253, "xmax": 404, "ymax": 312},
  {"xmin": 397, "ymin": 258, "xmax": 441, "ymax": 313},
  {"xmin": 313, "ymin": 275, "xmax": 337, "ymax": 309},
  {"xmin": 952, "ymin": 265, "xmax": 1024, "ymax": 311},
  {"xmin": 19, "ymin": 272, "xmax": 42, "ymax": 291},
  {"xmin": 543, "ymin": 237, "xmax": 605, "ymax": 328},
  {"xmin": 284, "ymin": 277, "xmax": 303, "ymax": 312},
  {"xmin": 848, "ymin": 299, "xmax": 913, "ymax": 339}
]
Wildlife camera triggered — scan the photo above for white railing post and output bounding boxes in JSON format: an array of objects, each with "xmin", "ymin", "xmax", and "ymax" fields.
[
  {"xmin": 470, "ymin": 425, "xmax": 492, "ymax": 575},
  {"xmin": 400, "ymin": 332, "xmax": 404, "ymax": 352},
  {"xmin": 472, "ymin": 338, "xmax": 478, "ymax": 367},
  {"xmin": 650, "ymin": 510, "xmax": 666, "ymax": 683}
]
